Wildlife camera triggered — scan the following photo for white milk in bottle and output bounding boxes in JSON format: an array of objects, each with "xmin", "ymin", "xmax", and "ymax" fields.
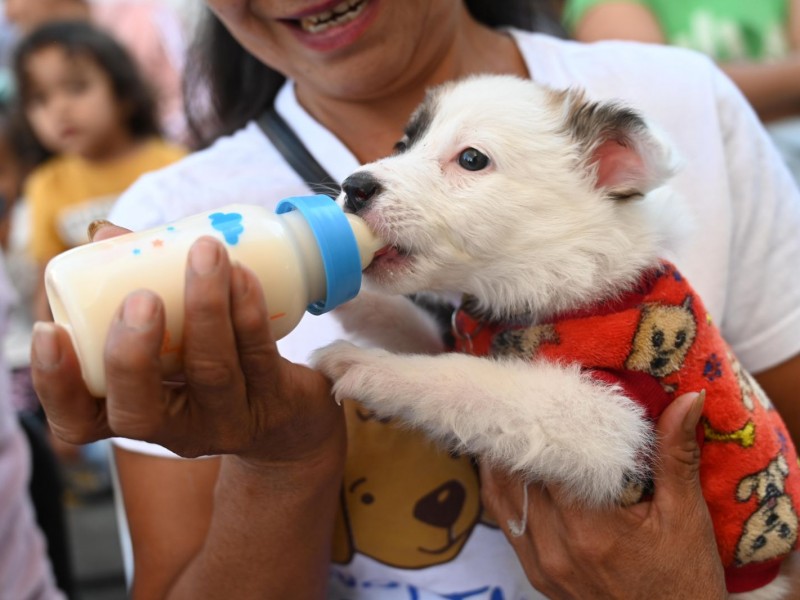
[{"xmin": 45, "ymin": 195, "xmax": 384, "ymax": 397}]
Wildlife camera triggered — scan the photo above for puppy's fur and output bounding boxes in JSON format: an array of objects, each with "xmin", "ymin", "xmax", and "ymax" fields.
[
  {"xmin": 316, "ymin": 75, "xmax": 680, "ymax": 502},
  {"xmin": 310, "ymin": 75, "xmax": 794, "ymax": 597}
]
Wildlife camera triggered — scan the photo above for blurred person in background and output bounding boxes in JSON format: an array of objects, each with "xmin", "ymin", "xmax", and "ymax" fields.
[
  {"xmin": 561, "ymin": 0, "xmax": 800, "ymax": 181},
  {"xmin": 0, "ymin": 278, "xmax": 67, "ymax": 599},
  {"xmin": 5, "ymin": 0, "xmax": 189, "ymax": 142},
  {"xmin": 13, "ymin": 21, "xmax": 186, "ymax": 322},
  {"xmin": 11, "ymin": 20, "xmax": 185, "ymax": 499}
]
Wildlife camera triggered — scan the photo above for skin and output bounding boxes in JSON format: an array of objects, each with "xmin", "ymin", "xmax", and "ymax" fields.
[
  {"xmin": 30, "ymin": 1, "xmax": 800, "ymax": 598},
  {"xmin": 4, "ymin": 0, "xmax": 90, "ymax": 34},
  {"xmin": 570, "ymin": 0, "xmax": 800, "ymax": 122},
  {"xmin": 482, "ymin": 392, "xmax": 729, "ymax": 600}
]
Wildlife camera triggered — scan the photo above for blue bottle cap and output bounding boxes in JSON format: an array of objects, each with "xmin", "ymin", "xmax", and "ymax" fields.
[{"xmin": 276, "ymin": 195, "xmax": 362, "ymax": 315}]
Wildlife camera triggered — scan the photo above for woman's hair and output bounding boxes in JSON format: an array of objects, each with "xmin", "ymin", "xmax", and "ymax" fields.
[
  {"xmin": 185, "ymin": 0, "xmax": 564, "ymax": 146},
  {"xmin": 12, "ymin": 20, "xmax": 160, "ymax": 165}
]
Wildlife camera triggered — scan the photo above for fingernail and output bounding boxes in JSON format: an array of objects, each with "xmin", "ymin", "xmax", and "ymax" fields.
[
  {"xmin": 682, "ymin": 389, "xmax": 706, "ymax": 434},
  {"xmin": 123, "ymin": 291, "xmax": 157, "ymax": 329},
  {"xmin": 189, "ymin": 238, "xmax": 220, "ymax": 275},
  {"xmin": 32, "ymin": 322, "xmax": 61, "ymax": 369},
  {"xmin": 87, "ymin": 219, "xmax": 113, "ymax": 241}
]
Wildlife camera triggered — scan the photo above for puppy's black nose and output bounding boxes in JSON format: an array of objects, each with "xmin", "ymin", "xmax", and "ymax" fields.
[{"xmin": 342, "ymin": 172, "xmax": 382, "ymax": 213}]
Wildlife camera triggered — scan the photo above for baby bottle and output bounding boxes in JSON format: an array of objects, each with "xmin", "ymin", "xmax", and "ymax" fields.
[{"xmin": 44, "ymin": 195, "xmax": 384, "ymax": 397}]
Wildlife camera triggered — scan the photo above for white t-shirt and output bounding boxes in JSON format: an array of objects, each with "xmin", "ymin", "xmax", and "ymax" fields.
[{"xmin": 109, "ymin": 31, "xmax": 800, "ymax": 599}]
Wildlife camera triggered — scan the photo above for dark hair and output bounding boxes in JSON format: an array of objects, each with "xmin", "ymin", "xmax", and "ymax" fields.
[
  {"xmin": 0, "ymin": 100, "xmax": 37, "ymax": 171},
  {"xmin": 12, "ymin": 20, "xmax": 160, "ymax": 165},
  {"xmin": 185, "ymin": 0, "xmax": 564, "ymax": 146},
  {"xmin": 0, "ymin": 101, "xmax": 31, "ymax": 219}
]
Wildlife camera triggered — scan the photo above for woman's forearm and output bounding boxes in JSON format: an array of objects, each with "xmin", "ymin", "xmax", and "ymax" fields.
[{"xmin": 166, "ymin": 445, "xmax": 345, "ymax": 600}]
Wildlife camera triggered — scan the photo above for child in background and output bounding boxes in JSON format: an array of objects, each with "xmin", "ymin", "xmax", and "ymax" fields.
[
  {"xmin": 4, "ymin": 0, "xmax": 189, "ymax": 142},
  {"xmin": 12, "ymin": 20, "xmax": 186, "ymax": 322}
]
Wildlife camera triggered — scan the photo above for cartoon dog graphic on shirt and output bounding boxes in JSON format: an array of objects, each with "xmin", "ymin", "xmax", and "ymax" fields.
[
  {"xmin": 736, "ymin": 455, "xmax": 799, "ymax": 566},
  {"xmin": 331, "ymin": 400, "xmax": 483, "ymax": 568},
  {"xmin": 729, "ymin": 349, "xmax": 773, "ymax": 412}
]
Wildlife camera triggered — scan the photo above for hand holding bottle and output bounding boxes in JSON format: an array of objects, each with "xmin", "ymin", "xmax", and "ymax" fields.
[
  {"xmin": 32, "ymin": 222, "xmax": 349, "ymax": 465},
  {"xmin": 43, "ymin": 196, "xmax": 383, "ymax": 397}
]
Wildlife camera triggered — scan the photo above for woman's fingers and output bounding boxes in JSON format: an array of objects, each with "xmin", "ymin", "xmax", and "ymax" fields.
[
  {"xmin": 103, "ymin": 289, "xmax": 173, "ymax": 444},
  {"xmin": 88, "ymin": 220, "xmax": 130, "ymax": 242},
  {"xmin": 651, "ymin": 391, "xmax": 706, "ymax": 511},
  {"xmin": 229, "ymin": 263, "xmax": 281, "ymax": 392},
  {"xmin": 182, "ymin": 237, "xmax": 247, "ymax": 408},
  {"xmin": 31, "ymin": 321, "xmax": 113, "ymax": 443}
]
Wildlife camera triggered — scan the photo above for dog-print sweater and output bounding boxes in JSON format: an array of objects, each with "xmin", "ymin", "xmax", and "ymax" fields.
[{"xmin": 452, "ymin": 260, "xmax": 800, "ymax": 594}]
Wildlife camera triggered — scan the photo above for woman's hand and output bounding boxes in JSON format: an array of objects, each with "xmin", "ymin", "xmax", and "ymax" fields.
[
  {"xmin": 31, "ymin": 224, "xmax": 344, "ymax": 465},
  {"xmin": 481, "ymin": 391, "xmax": 728, "ymax": 600}
]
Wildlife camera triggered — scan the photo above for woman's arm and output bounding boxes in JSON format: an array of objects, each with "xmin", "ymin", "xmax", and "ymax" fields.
[
  {"xmin": 115, "ymin": 439, "xmax": 345, "ymax": 599},
  {"xmin": 790, "ymin": 0, "xmax": 800, "ymax": 50},
  {"xmin": 32, "ymin": 232, "xmax": 346, "ymax": 598},
  {"xmin": 571, "ymin": 1, "xmax": 666, "ymax": 44},
  {"xmin": 113, "ymin": 450, "xmax": 220, "ymax": 598}
]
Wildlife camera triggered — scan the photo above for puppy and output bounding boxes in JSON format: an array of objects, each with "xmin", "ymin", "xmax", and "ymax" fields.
[{"xmin": 311, "ymin": 75, "xmax": 800, "ymax": 597}]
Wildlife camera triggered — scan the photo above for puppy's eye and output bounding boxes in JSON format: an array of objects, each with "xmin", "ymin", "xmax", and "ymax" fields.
[
  {"xmin": 458, "ymin": 148, "xmax": 489, "ymax": 171},
  {"xmin": 393, "ymin": 138, "xmax": 408, "ymax": 154}
]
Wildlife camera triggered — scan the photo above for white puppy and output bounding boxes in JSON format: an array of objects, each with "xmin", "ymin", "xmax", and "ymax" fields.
[{"xmin": 311, "ymin": 75, "xmax": 798, "ymax": 598}]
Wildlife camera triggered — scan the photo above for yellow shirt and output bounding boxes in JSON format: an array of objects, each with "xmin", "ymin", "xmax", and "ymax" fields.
[{"xmin": 27, "ymin": 138, "xmax": 187, "ymax": 263}]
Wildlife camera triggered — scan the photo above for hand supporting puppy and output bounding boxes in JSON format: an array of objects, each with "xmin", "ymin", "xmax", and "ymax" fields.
[{"xmin": 480, "ymin": 392, "xmax": 729, "ymax": 600}]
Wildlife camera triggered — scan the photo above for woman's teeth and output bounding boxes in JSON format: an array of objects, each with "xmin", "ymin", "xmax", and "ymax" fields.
[{"xmin": 300, "ymin": 0, "xmax": 367, "ymax": 33}]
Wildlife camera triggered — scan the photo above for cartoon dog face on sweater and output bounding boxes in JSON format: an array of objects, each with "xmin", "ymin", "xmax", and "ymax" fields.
[
  {"xmin": 728, "ymin": 349, "xmax": 773, "ymax": 412},
  {"xmin": 490, "ymin": 324, "xmax": 559, "ymax": 360},
  {"xmin": 735, "ymin": 455, "xmax": 799, "ymax": 565},
  {"xmin": 625, "ymin": 298, "xmax": 697, "ymax": 378}
]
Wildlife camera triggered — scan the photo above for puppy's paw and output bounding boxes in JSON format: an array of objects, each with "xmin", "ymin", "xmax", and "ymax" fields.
[
  {"xmin": 311, "ymin": 341, "xmax": 404, "ymax": 408},
  {"xmin": 310, "ymin": 340, "xmax": 373, "ymax": 381}
]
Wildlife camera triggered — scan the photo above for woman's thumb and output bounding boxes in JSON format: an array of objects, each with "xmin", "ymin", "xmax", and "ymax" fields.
[{"xmin": 653, "ymin": 390, "xmax": 706, "ymax": 502}]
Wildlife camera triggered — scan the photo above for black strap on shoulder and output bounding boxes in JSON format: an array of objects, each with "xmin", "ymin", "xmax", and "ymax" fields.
[{"xmin": 256, "ymin": 108, "xmax": 340, "ymax": 197}]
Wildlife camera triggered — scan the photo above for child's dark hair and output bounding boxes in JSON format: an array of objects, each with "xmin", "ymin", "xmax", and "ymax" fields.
[{"xmin": 12, "ymin": 20, "xmax": 160, "ymax": 165}]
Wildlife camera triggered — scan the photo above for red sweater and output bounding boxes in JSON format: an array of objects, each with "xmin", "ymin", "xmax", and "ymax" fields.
[{"xmin": 453, "ymin": 261, "xmax": 800, "ymax": 593}]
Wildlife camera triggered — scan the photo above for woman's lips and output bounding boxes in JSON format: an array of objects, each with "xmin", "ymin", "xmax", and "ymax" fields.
[{"xmin": 281, "ymin": 0, "xmax": 379, "ymax": 53}]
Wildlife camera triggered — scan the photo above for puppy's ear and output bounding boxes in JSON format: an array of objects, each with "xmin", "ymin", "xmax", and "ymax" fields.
[{"xmin": 559, "ymin": 89, "xmax": 676, "ymax": 199}]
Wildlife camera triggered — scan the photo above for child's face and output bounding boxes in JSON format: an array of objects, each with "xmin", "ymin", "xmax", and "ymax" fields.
[{"xmin": 24, "ymin": 46, "xmax": 130, "ymax": 161}]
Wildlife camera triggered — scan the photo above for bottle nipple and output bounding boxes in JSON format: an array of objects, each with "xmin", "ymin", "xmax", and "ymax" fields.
[
  {"xmin": 345, "ymin": 213, "xmax": 384, "ymax": 270},
  {"xmin": 275, "ymin": 196, "xmax": 384, "ymax": 314}
]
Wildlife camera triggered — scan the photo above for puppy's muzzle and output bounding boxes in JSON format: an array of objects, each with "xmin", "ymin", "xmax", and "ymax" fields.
[{"xmin": 342, "ymin": 172, "xmax": 382, "ymax": 213}]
